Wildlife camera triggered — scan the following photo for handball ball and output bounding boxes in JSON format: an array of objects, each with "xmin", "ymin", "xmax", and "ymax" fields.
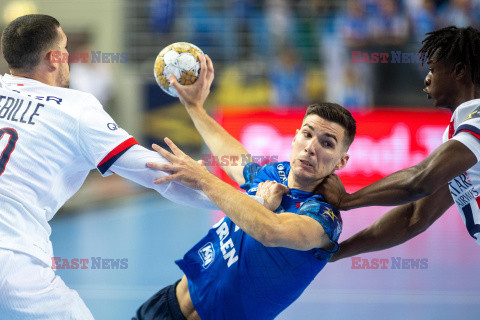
[{"xmin": 154, "ymin": 42, "xmax": 204, "ymax": 97}]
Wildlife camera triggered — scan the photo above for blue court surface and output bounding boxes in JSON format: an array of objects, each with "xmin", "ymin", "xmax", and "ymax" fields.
[{"xmin": 50, "ymin": 194, "xmax": 480, "ymax": 320}]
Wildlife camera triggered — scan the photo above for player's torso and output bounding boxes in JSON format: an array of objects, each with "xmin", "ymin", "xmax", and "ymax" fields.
[
  {"xmin": 0, "ymin": 76, "xmax": 91, "ymax": 221},
  {"xmin": 443, "ymin": 100, "xmax": 480, "ymax": 243},
  {"xmin": 179, "ymin": 162, "xmax": 329, "ymax": 320}
]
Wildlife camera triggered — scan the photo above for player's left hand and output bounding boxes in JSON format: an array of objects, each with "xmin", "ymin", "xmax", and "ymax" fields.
[
  {"xmin": 315, "ymin": 174, "xmax": 349, "ymax": 210},
  {"xmin": 255, "ymin": 181, "xmax": 289, "ymax": 211},
  {"xmin": 147, "ymin": 137, "xmax": 211, "ymax": 190},
  {"xmin": 169, "ymin": 54, "xmax": 214, "ymax": 110}
]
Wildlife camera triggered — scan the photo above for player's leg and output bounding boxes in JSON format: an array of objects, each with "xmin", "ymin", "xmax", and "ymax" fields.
[
  {"xmin": 134, "ymin": 279, "xmax": 186, "ymax": 320},
  {"xmin": 0, "ymin": 249, "xmax": 94, "ymax": 320}
]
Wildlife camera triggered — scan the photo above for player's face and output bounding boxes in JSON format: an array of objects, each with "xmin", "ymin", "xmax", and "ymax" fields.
[
  {"xmin": 423, "ymin": 58, "xmax": 457, "ymax": 109},
  {"xmin": 289, "ymin": 115, "xmax": 349, "ymax": 189},
  {"xmin": 54, "ymin": 26, "xmax": 70, "ymax": 88}
]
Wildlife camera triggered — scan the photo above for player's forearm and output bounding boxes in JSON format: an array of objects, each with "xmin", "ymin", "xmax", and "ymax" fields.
[
  {"xmin": 341, "ymin": 140, "xmax": 476, "ymax": 210},
  {"xmin": 186, "ymin": 106, "xmax": 249, "ymax": 183},
  {"xmin": 334, "ymin": 186, "xmax": 453, "ymax": 261},
  {"xmin": 199, "ymin": 173, "xmax": 281, "ymax": 245},
  {"xmin": 341, "ymin": 166, "xmax": 429, "ymax": 210},
  {"xmin": 334, "ymin": 203, "xmax": 422, "ymax": 260}
]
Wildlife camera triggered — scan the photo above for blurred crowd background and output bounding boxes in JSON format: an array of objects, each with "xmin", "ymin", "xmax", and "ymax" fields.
[
  {"xmin": 1, "ymin": 2, "xmax": 479, "ymax": 318},
  {"xmin": 1, "ymin": 0, "xmax": 479, "ymax": 210},
  {"xmin": 0, "ymin": 0, "xmax": 478, "ymax": 207}
]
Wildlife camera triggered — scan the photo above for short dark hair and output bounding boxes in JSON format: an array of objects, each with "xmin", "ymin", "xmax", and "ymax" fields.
[
  {"xmin": 419, "ymin": 26, "xmax": 480, "ymax": 85},
  {"xmin": 303, "ymin": 103, "xmax": 356, "ymax": 149},
  {"xmin": 1, "ymin": 14, "xmax": 60, "ymax": 72}
]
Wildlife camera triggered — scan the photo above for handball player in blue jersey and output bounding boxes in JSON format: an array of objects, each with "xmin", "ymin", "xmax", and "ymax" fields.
[{"xmin": 135, "ymin": 55, "xmax": 356, "ymax": 320}]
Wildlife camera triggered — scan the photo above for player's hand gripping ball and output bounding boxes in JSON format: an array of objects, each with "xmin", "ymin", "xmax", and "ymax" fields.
[{"xmin": 154, "ymin": 42, "xmax": 204, "ymax": 97}]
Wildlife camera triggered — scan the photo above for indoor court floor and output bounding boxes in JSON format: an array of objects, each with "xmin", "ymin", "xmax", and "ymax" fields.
[{"xmin": 50, "ymin": 193, "xmax": 480, "ymax": 320}]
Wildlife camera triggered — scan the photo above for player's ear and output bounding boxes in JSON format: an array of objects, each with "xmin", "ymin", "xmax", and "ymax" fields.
[
  {"xmin": 45, "ymin": 50, "xmax": 60, "ymax": 71},
  {"xmin": 454, "ymin": 62, "xmax": 467, "ymax": 81},
  {"xmin": 292, "ymin": 129, "xmax": 299, "ymax": 146},
  {"xmin": 334, "ymin": 153, "xmax": 349, "ymax": 171}
]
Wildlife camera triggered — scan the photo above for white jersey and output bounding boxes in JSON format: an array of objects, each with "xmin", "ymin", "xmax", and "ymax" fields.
[
  {"xmin": 0, "ymin": 74, "xmax": 217, "ymax": 266},
  {"xmin": 443, "ymin": 98, "xmax": 480, "ymax": 244}
]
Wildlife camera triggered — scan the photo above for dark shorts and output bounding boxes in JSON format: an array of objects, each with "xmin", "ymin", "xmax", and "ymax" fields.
[{"xmin": 134, "ymin": 279, "xmax": 186, "ymax": 320}]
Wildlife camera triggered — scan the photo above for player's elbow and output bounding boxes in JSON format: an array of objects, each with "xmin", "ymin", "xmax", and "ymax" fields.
[
  {"xmin": 406, "ymin": 202, "xmax": 431, "ymax": 237},
  {"xmin": 406, "ymin": 165, "xmax": 437, "ymax": 198},
  {"xmin": 255, "ymin": 224, "xmax": 280, "ymax": 247}
]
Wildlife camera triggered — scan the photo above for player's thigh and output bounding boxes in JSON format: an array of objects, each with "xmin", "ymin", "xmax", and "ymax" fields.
[{"xmin": 0, "ymin": 249, "xmax": 94, "ymax": 320}]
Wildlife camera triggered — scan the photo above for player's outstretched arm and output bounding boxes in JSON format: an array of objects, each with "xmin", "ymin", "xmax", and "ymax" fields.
[
  {"xmin": 317, "ymin": 139, "xmax": 476, "ymax": 210},
  {"xmin": 169, "ymin": 54, "xmax": 250, "ymax": 185},
  {"xmin": 148, "ymin": 138, "xmax": 333, "ymax": 251},
  {"xmin": 330, "ymin": 184, "xmax": 453, "ymax": 262}
]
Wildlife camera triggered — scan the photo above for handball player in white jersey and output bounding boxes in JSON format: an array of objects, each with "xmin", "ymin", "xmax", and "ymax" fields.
[
  {"xmin": 0, "ymin": 14, "xmax": 218, "ymax": 319},
  {"xmin": 317, "ymin": 26, "xmax": 480, "ymax": 258}
]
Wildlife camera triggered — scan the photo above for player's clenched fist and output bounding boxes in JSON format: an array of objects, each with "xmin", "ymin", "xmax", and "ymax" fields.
[
  {"xmin": 255, "ymin": 181, "xmax": 289, "ymax": 211},
  {"xmin": 315, "ymin": 174, "xmax": 348, "ymax": 210}
]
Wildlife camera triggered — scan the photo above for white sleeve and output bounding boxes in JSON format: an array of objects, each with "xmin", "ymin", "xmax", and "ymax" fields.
[
  {"xmin": 109, "ymin": 144, "xmax": 219, "ymax": 210},
  {"xmin": 452, "ymin": 131, "xmax": 480, "ymax": 162},
  {"xmin": 110, "ymin": 145, "xmax": 265, "ymax": 210},
  {"xmin": 77, "ymin": 95, "xmax": 137, "ymax": 176}
]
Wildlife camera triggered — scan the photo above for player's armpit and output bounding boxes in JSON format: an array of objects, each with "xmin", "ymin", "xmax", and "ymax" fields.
[
  {"xmin": 331, "ymin": 185, "xmax": 453, "ymax": 262},
  {"xmin": 262, "ymin": 213, "xmax": 331, "ymax": 251}
]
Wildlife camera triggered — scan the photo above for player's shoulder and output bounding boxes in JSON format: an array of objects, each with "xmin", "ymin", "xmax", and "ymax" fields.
[
  {"xmin": 301, "ymin": 195, "xmax": 342, "ymax": 221},
  {"xmin": 260, "ymin": 161, "xmax": 289, "ymax": 177},
  {"xmin": 299, "ymin": 195, "xmax": 342, "ymax": 241},
  {"xmin": 456, "ymin": 99, "xmax": 480, "ymax": 122},
  {"xmin": 241, "ymin": 161, "xmax": 289, "ymax": 193},
  {"xmin": 50, "ymin": 86, "xmax": 102, "ymax": 110}
]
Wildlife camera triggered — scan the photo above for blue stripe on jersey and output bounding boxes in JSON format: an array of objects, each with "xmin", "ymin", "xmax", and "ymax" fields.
[
  {"xmin": 456, "ymin": 124, "xmax": 480, "ymax": 137},
  {"xmin": 97, "ymin": 138, "xmax": 137, "ymax": 174},
  {"xmin": 461, "ymin": 203, "xmax": 480, "ymax": 239},
  {"xmin": 176, "ymin": 161, "xmax": 342, "ymax": 320}
]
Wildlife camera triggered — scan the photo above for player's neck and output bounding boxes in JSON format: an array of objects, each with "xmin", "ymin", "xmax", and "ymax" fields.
[
  {"xmin": 10, "ymin": 67, "xmax": 56, "ymax": 87},
  {"xmin": 287, "ymin": 172, "xmax": 316, "ymax": 193},
  {"xmin": 450, "ymin": 84, "xmax": 480, "ymax": 112}
]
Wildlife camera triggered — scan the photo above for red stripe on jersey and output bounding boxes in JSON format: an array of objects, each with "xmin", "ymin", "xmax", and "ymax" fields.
[
  {"xmin": 97, "ymin": 137, "xmax": 138, "ymax": 167},
  {"xmin": 457, "ymin": 129, "xmax": 480, "ymax": 141},
  {"xmin": 448, "ymin": 120, "xmax": 455, "ymax": 139},
  {"xmin": 475, "ymin": 196, "xmax": 480, "ymax": 210}
]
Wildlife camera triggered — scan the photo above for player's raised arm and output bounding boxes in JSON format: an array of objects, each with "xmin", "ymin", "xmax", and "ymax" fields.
[
  {"xmin": 317, "ymin": 139, "xmax": 476, "ymax": 210},
  {"xmin": 148, "ymin": 138, "xmax": 337, "ymax": 251},
  {"xmin": 168, "ymin": 54, "xmax": 250, "ymax": 185},
  {"xmin": 330, "ymin": 184, "xmax": 453, "ymax": 261}
]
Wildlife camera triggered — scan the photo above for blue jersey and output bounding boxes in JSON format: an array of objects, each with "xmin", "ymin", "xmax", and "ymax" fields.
[{"xmin": 176, "ymin": 162, "xmax": 342, "ymax": 320}]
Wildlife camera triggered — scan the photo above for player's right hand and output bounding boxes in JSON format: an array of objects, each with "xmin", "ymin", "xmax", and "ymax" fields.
[
  {"xmin": 315, "ymin": 174, "xmax": 348, "ymax": 210},
  {"xmin": 256, "ymin": 181, "xmax": 289, "ymax": 211},
  {"xmin": 168, "ymin": 54, "xmax": 214, "ymax": 111}
]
